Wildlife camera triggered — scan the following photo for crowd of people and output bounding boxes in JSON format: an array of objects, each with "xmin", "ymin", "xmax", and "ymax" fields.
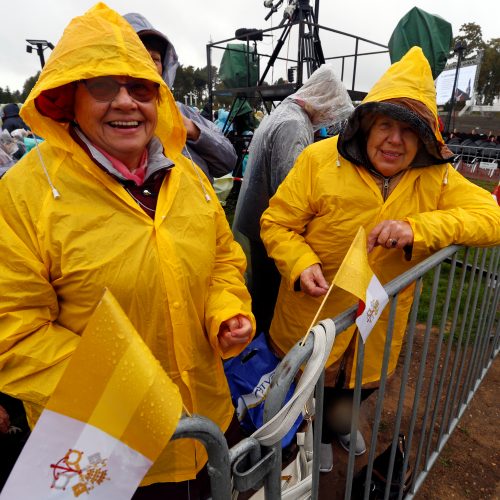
[{"xmin": 1, "ymin": 3, "xmax": 499, "ymax": 499}]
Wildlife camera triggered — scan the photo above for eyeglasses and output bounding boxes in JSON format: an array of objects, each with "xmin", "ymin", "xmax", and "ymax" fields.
[{"xmin": 80, "ymin": 77, "xmax": 159, "ymax": 103}]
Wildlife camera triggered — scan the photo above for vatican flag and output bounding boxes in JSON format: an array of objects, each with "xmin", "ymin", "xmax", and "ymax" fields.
[
  {"xmin": 1, "ymin": 289, "xmax": 182, "ymax": 499},
  {"xmin": 333, "ymin": 227, "xmax": 389, "ymax": 342}
]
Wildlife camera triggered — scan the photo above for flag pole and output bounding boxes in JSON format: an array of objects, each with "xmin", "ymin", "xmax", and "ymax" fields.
[{"xmin": 300, "ymin": 278, "xmax": 336, "ymax": 346}]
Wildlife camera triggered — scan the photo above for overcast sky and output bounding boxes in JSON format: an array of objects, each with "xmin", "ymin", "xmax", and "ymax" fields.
[{"xmin": 1, "ymin": 0, "xmax": 498, "ymax": 94}]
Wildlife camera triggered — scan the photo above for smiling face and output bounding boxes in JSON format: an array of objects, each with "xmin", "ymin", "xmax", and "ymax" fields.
[
  {"xmin": 366, "ymin": 114, "xmax": 419, "ymax": 177},
  {"xmin": 74, "ymin": 76, "xmax": 158, "ymax": 170}
]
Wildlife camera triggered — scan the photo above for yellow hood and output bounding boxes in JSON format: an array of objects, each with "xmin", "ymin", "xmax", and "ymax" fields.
[
  {"xmin": 338, "ymin": 46, "xmax": 452, "ymax": 167},
  {"xmin": 363, "ymin": 46, "xmax": 439, "ymax": 133},
  {"xmin": 21, "ymin": 2, "xmax": 185, "ymax": 160}
]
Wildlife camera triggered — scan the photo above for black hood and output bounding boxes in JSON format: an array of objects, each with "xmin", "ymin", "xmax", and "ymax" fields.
[
  {"xmin": 2, "ymin": 103, "xmax": 21, "ymax": 119},
  {"xmin": 337, "ymin": 101, "xmax": 453, "ymax": 169}
]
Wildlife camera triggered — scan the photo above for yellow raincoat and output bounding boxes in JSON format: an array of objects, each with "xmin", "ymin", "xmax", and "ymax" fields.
[
  {"xmin": 261, "ymin": 47, "xmax": 500, "ymax": 388},
  {"xmin": 0, "ymin": 3, "xmax": 254, "ymax": 484}
]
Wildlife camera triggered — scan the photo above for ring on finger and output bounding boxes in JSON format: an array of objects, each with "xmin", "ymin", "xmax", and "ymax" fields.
[{"xmin": 389, "ymin": 238, "xmax": 398, "ymax": 247}]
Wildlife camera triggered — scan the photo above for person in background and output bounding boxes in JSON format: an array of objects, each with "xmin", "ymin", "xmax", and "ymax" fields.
[
  {"xmin": 232, "ymin": 65, "xmax": 353, "ymax": 335},
  {"xmin": 0, "ymin": 4, "xmax": 254, "ymax": 499},
  {"xmin": 260, "ymin": 47, "xmax": 500, "ymax": 472},
  {"xmin": 124, "ymin": 12, "xmax": 237, "ymax": 184},
  {"xmin": 200, "ymin": 103, "xmax": 212, "ymax": 121},
  {"xmin": 1, "ymin": 103, "xmax": 29, "ymax": 134}
]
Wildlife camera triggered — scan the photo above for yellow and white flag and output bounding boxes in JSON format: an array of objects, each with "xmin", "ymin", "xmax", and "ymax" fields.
[
  {"xmin": 334, "ymin": 227, "xmax": 389, "ymax": 342},
  {"xmin": 1, "ymin": 290, "xmax": 182, "ymax": 499}
]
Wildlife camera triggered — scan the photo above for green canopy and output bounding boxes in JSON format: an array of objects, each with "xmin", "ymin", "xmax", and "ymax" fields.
[
  {"xmin": 388, "ymin": 7, "xmax": 453, "ymax": 79},
  {"xmin": 219, "ymin": 43, "xmax": 259, "ymax": 88}
]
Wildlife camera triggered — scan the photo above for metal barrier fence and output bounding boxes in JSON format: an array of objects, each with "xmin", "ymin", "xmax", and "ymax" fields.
[
  {"xmin": 447, "ymin": 142, "xmax": 500, "ymax": 177},
  {"xmin": 172, "ymin": 244, "xmax": 500, "ymax": 499}
]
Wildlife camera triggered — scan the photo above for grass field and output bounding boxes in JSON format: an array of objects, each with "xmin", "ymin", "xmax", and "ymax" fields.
[{"xmin": 468, "ymin": 177, "xmax": 497, "ymax": 192}]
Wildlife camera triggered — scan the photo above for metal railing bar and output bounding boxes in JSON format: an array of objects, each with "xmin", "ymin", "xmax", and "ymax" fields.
[
  {"xmin": 369, "ymin": 296, "xmax": 405, "ymax": 500},
  {"xmin": 450, "ymin": 248, "xmax": 482, "ymax": 423},
  {"xmin": 171, "ymin": 416, "xmax": 232, "ymax": 500},
  {"xmin": 305, "ymin": 22, "xmax": 389, "ymax": 49},
  {"xmin": 383, "ymin": 246, "xmax": 461, "ymax": 297},
  {"xmin": 436, "ymin": 247, "xmax": 470, "ymax": 439},
  {"xmin": 311, "ymin": 371, "xmax": 325, "ymax": 500},
  {"xmin": 469, "ymin": 249, "xmax": 497, "ymax": 386},
  {"xmin": 344, "ymin": 335, "xmax": 365, "ymax": 500},
  {"xmin": 477, "ymin": 248, "xmax": 500, "ymax": 372},
  {"xmin": 490, "ymin": 320, "xmax": 500, "ymax": 360},
  {"xmin": 365, "ymin": 289, "xmax": 418, "ymax": 500},
  {"xmin": 459, "ymin": 249, "xmax": 489, "ymax": 410},
  {"xmin": 483, "ymin": 287, "xmax": 500, "ymax": 364},
  {"xmin": 394, "ymin": 280, "xmax": 423, "ymax": 500},
  {"xmin": 229, "ymin": 437, "xmax": 262, "ymax": 468},
  {"xmin": 325, "ymin": 49, "xmax": 389, "ymax": 60},
  {"xmin": 417, "ymin": 260, "xmax": 455, "ymax": 467},
  {"xmin": 441, "ymin": 247, "xmax": 479, "ymax": 439},
  {"xmin": 262, "ymin": 334, "xmax": 315, "ymax": 499},
  {"xmin": 425, "ymin": 253, "xmax": 463, "ymax": 463},
  {"xmin": 407, "ymin": 265, "xmax": 441, "ymax": 494}
]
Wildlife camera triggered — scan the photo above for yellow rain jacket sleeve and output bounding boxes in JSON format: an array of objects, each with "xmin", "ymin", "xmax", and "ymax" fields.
[
  {"xmin": 261, "ymin": 47, "xmax": 500, "ymax": 387},
  {"xmin": 0, "ymin": 3, "xmax": 254, "ymax": 484}
]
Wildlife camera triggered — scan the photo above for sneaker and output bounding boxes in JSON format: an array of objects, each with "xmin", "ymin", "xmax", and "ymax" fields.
[
  {"xmin": 319, "ymin": 443, "xmax": 333, "ymax": 473},
  {"xmin": 337, "ymin": 430, "xmax": 367, "ymax": 456}
]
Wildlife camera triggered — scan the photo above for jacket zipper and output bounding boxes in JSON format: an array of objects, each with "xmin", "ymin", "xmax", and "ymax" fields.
[{"xmin": 382, "ymin": 177, "xmax": 390, "ymax": 201}]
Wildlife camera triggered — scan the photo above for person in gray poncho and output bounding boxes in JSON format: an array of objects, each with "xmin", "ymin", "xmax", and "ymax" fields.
[
  {"xmin": 233, "ymin": 65, "xmax": 353, "ymax": 335},
  {"xmin": 124, "ymin": 12, "xmax": 237, "ymax": 183}
]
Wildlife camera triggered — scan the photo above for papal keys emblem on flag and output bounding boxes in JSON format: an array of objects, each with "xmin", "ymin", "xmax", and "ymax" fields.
[
  {"xmin": 50, "ymin": 448, "xmax": 110, "ymax": 497},
  {"xmin": 365, "ymin": 299, "xmax": 381, "ymax": 324}
]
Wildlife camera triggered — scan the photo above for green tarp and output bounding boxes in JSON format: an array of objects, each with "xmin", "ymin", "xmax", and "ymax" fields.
[
  {"xmin": 388, "ymin": 7, "xmax": 453, "ymax": 79},
  {"xmin": 219, "ymin": 43, "xmax": 259, "ymax": 89}
]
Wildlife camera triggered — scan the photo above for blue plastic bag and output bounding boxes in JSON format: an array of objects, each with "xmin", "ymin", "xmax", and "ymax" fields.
[{"xmin": 224, "ymin": 332, "xmax": 303, "ymax": 447}]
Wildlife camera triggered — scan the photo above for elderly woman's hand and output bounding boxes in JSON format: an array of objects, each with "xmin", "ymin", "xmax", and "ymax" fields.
[
  {"xmin": 367, "ymin": 220, "xmax": 414, "ymax": 253},
  {"xmin": 218, "ymin": 314, "xmax": 253, "ymax": 351},
  {"xmin": 300, "ymin": 264, "xmax": 329, "ymax": 297}
]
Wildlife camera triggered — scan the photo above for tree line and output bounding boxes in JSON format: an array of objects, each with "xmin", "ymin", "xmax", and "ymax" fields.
[
  {"xmin": 452, "ymin": 23, "xmax": 499, "ymax": 105},
  {"xmin": 0, "ymin": 66, "xmax": 224, "ymax": 109},
  {"xmin": 1, "ymin": 22, "xmax": 498, "ymax": 107}
]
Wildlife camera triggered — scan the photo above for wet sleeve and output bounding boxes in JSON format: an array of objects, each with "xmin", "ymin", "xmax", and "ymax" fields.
[
  {"xmin": 180, "ymin": 105, "xmax": 238, "ymax": 178},
  {"xmin": 406, "ymin": 167, "xmax": 500, "ymax": 258},
  {"xmin": 203, "ymin": 184, "xmax": 256, "ymax": 358}
]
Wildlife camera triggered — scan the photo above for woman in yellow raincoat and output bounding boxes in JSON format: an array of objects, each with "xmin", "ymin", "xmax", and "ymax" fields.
[
  {"xmin": 260, "ymin": 46, "xmax": 500, "ymax": 470},
  {"xmin": 0, "ymin": 4, "xmax": 255, "ymax": 497}
]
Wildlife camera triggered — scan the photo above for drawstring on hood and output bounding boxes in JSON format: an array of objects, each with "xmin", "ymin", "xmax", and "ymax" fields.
[{"xmin": 33, "ymin": 135, "xmax": 60, "ymax": 199}]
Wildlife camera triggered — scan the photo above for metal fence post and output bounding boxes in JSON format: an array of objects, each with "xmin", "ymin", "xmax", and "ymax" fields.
[{"xmin": 171, "ymin": 415, "xmax": 232, "ymax": 500}]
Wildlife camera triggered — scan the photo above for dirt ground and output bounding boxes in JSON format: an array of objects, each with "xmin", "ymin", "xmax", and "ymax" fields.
[
  {"xmin": 415, "ymin": 357, "xmax": 499, "ymax": 499},
  {"xmin": 319, "ymin": 330, "xmax": 499, "ymax": 499}
]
